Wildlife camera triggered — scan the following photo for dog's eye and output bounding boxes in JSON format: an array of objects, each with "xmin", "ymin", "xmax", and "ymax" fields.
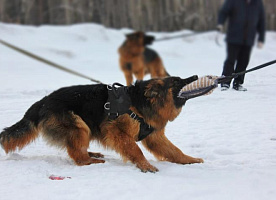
[
  {"xmin": 168, "ymin": 78, "xmax": 180, "ymax": 87},
  {"xmin": 172, "ymin": 78, "xmax": 180, "ymax": 84}
]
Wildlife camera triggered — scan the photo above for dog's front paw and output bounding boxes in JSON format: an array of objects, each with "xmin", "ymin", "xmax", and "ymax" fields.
[
  {"xmin": 188, "ymin": 157, "xmax": 204, "ymax": 164},
  {"xmin": 137, "ymin": 162, "xmax": 159, "ymax": 173},
  {"xmin": 179, "ymin": 157, "xmax": 204, "ymax": 165},
  {"xmin": 75, "ymin": 158, "xmax": 105, "ymax": 166},
  {"xmin": 194, "ymin": 158, "xmax": 204, "ymax": 163}
]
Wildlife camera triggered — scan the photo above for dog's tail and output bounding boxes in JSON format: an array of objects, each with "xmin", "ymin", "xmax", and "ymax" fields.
[
  {"xmin": 0, "ymin": 100, "xmax": 44, "ymax": 153},
  {"xmin": 0, "ymin": 119, "xmax": 39, "ymax": 153}
]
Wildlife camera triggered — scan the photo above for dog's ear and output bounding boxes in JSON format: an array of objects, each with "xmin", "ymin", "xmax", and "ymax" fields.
[{"xmin": 144, "ymin": 35, "xmax": 155, "ymax": 46}]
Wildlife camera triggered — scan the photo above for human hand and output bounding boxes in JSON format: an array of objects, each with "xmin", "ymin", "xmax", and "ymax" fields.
[
  {"xmin": 257, "ymin": 42, "xmax": 264, "ymax": 49},
  {"xmin": 216, "ymin": 25, "xmax": 223, "ymax": 33}
]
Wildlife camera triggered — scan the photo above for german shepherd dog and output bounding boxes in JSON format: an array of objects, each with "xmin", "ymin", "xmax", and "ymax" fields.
[
  {"xmin": 0, "ymin": 76, "xmax": 203, "ymax": 173},
  {"xmin": 118, "ymin": 31, "xmax": 170, "ymax": 86}
]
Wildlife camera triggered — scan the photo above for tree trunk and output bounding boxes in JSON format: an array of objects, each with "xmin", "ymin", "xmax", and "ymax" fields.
[{"xmin": 0, "ymin": 0, "xmax": 275, "ymax": 31}]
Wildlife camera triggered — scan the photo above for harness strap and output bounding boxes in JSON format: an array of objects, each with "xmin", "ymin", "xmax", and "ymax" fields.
[
  {"xmin": 126, "ymin": 110, "xmax": 155, "ymax": 141},
  {"xmin": 104, "ymin": 83, "xmax": 154, "ymax": 141}
]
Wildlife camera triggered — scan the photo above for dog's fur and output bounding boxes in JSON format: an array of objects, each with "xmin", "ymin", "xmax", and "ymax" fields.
[
  {"xmin": 0, "ymin": 76, "xmax": 203, "ymax": 172},
  {"xmin": 118, "ymin": 31, "xmax": 170, "ymax": 86}
]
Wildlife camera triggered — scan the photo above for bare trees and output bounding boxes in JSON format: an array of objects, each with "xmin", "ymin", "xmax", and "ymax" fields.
[{"xmin": 0, "ymin": 0, "xmax": 275, "ymax": 31}]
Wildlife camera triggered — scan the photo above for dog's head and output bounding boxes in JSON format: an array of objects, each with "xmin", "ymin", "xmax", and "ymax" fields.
[
  {"xmin": 125, "ymin": 31, "xmax": 155, "ymax": 46},
  {"xmin": 129, "ymin": 76, "xmax": 198, "ymax": 124}
]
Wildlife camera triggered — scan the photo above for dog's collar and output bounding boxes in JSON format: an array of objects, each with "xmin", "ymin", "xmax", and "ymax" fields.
[{"xmin": 104, "ymin": 83, "xmax": 154, "ymax": 141}]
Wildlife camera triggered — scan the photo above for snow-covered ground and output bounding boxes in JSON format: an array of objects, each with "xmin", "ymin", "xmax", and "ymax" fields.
[{"xmin": 0, "ymin": 23, "xmax": 276, "ymax": 200}]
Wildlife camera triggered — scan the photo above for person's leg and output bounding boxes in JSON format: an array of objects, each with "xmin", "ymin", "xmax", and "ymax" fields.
[
  {"xmin": 233, "ymin": 45, "xmax": 252, "ymax": 85},
  {"xmin": 221, "ymin": 43, "xmax": 241, "ymax": 88}
]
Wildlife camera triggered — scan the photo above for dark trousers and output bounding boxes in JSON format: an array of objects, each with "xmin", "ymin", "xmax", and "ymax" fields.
[{"xmin": 222, "ymin": 43, "xmax": 252, "ymax": 85}]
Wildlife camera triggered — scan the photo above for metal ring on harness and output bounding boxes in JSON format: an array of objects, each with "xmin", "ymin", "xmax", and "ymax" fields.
[
  {"xmin": 104, "ymin": 102, "xmax": 110, "ymax": 110},
  {"xmin": 130, "ymin": 112, "xmax": 136, "ymax": 119}
]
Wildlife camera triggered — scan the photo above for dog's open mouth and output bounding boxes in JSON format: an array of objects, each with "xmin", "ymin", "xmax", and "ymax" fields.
[{"xmin": 178, "ymin": 75, "xmax": 219, "ymax": 100}]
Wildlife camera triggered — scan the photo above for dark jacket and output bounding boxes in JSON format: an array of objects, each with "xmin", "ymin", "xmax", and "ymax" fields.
[{"xmin": 218, "ymin": 0, "xmax": 265, "ymax": 46}]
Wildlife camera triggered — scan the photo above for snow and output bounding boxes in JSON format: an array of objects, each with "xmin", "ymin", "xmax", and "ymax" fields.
[{"xmin": 0, "ymin": 23, "xmax": 276, "ymax": 200}]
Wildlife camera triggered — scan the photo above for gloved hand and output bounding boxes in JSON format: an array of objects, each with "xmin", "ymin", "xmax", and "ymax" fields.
[
  {"xmin": 257, "ymin": 42, "xmax": 264, "ymax": 49},
  {"xmin": 215, "ymin": 25, "xmax": 224, "ymax": 46},
  {"xmin": 216, "ymin": 25, "xmax": 223, "ymax": 33}
]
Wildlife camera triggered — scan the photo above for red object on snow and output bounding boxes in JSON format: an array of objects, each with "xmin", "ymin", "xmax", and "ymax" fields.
[{"xmin": 49, "ymin": 175, "xmax": 71, "ymax": 180}]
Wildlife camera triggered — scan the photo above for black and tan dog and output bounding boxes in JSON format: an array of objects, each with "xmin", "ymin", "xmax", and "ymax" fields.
[
  {"xmin": 0, "ymin": 76, "xmax": 203, "ymax": 172},
  {"xmin": 118, "ymin": 31, "xmax": 170, "ymax": 86}
]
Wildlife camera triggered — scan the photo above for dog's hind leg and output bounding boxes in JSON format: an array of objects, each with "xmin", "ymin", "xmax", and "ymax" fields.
[
  {"xmin": 148, "ymin": 59, "xmax": 169, "ymax": 78},
  {"xmin": 66, "ymin": 114, "xmax": 105, "ymax": 166},
  {"xmin": 41, "ymin": 113, "xmax": 105, "ymax": 166},
  {"xmin": 66, "ymin": 132, "xmax": 105, "ymax": 166},
  {"xmin": 142, "ymin": 130, "xmax": 204, "ymax": 165}
]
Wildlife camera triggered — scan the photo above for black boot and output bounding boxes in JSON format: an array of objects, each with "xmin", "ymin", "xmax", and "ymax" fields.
[
  {"xmin": 221, "ymin": 83, "xmax": 230, "ymax": 91},
  {"xmin": 233, "ymin": 83, "xmax": 247, "ymax": 91}
]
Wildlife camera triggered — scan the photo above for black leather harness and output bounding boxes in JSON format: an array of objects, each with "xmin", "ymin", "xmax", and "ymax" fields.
[{"xmin": 104, "ymin": 83, "xmax": 154, "ymax": 141}]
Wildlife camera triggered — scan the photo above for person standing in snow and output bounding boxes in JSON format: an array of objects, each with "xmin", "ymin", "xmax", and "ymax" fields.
[{"xmin": 217, "ymin": 0, "xmax": 266, "ymax": 91}]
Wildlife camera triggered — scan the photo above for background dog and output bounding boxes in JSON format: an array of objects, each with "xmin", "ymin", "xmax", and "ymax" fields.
[
  {"xmin": 118, "ymin": 31, "xmax": 170, "ymax": 86},
  {"xmin": 0, "ymin": 76, "xmax": 203, "ymax": 173}
]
